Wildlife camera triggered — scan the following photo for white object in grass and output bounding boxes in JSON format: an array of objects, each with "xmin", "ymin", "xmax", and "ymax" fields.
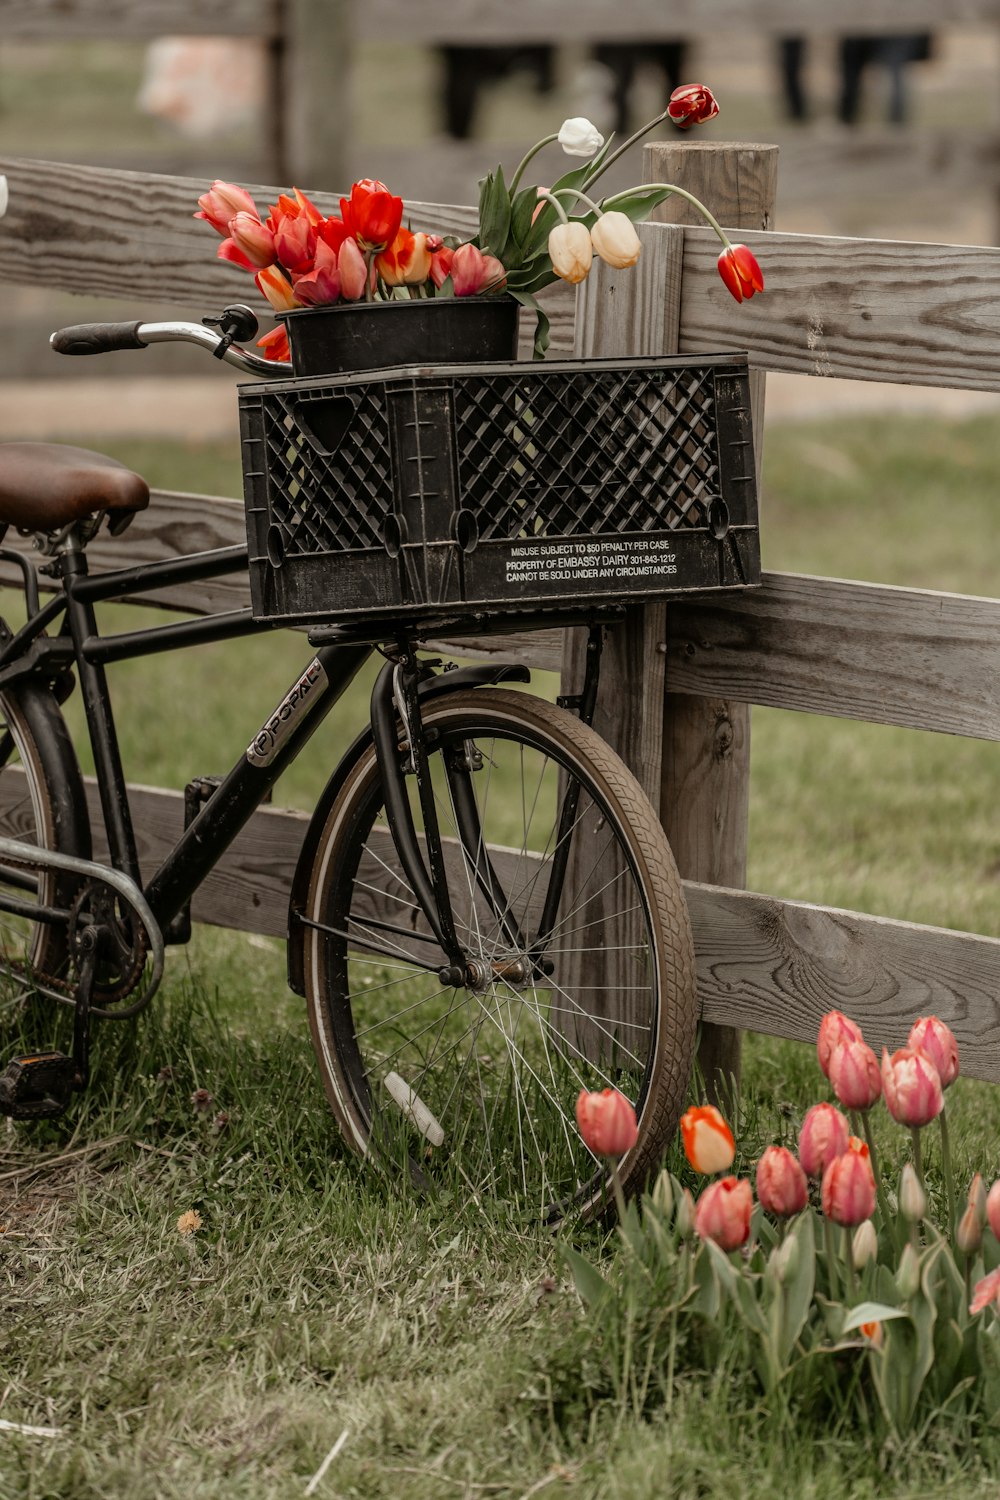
[{"xmin": 383, "ymin": 1071, "xmax": 445, "ymax": 1147}]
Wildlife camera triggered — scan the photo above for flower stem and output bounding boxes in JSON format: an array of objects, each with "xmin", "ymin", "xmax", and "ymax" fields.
[
  {"xmin": 911, "ymin": 1126, "xmax": 924, "ymax": 1190},
  {"xmin": 844, "ymin": 1226, "xmax": 857, "ymax": 1294},
  {"xmin": 939, "ymin": 1104, "xmax": 956, "ymax": 1234},
  {"xmin": 508, "ymin": 133, "xmax": 559, "ymax": 194},
  {"xmin": 583, "ymin": 108, "xmax": 672, "ymax": 186},
  {"xmin": 824, "ymin": 1215, "xmax": 841, "ymax": 1300},
  {"xmin": 861, "ymin": 1111, "xmax": 892, "ymax": 1228},
  {"xmin": 550, "ymin": 187, "xmax": 604, "ymax": 216},
  {"xmin": 534, "ymin": 188, "xmax": 570, "ymax": 225},
  {"xmin": 609, "ymin": 1158, "xmax": 627, "ymax": 1224},
  {"xmin": 600, "ymin": 183, "xmax": 731, "ymax": 246}
]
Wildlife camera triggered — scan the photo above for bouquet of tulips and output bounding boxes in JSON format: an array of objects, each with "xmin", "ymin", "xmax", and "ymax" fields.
[
  {"xmin": 195, "ymin": 82, "xmax": 763, "ymax": 362},
  {"xmin": 569, "ymin": 1011, "xmax": 1000, "ymax": 1439}
]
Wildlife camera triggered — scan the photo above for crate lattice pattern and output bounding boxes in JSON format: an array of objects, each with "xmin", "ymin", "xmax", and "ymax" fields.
[
  {"xmin": 260, "ymin": 366, "xmax": 721, "ymax": 558},
  {"xmin": 455, "ymin": 366, "xmax": 719, "ymax": 541}
]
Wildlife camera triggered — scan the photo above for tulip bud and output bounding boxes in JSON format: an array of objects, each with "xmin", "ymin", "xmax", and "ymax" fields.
[
  {"xmin": 675, "ymin": 1187, "xmax": 696, "ymax": 1240},
  {"xmin": 899, "ymin": 1163, "xmax": 926, "ymax": 1224},
  {"xmin": 716, "ymin": 243, "xmax": 764, "ymax": 303},
  {"xmin": 548, "ymin": 221, "xmax": 593, "ymax": 285},
  {"xmin": 896, "ymin": 1243, "xmax": 921, "ymax": 1299},
  {"xmin": 591, "ymin": 212, "xmax": 642, "ymax": 270},
  {"xmin": 852, "ymin": 1219, "xmax": 878, "ymax": 1270},
  {"xmin": 769, "ymin": 1234, "xmax": 799, "ymax": 1286},
  {"xmin": 557, "ymin": 117, "xmax": 605, "ymax": 156},
  {"xmin": 987, "ymin": 1180, "xmax": 1000, "ymax": 1243},
  {"xmin": 968, "ymin": 1172, "xmax": 987, "ymax": 1228},
  {"xmin": 666, "ymin": 83, "xmax": 720, "ymax": 129},
  {"xmin": 957, "ymin": 1202, "xmax": 984, "ymax": 1257},
  {"xmin": 650, "ymin": 1169, "xmax": 674, "ymax": 1221},
  {"xmin": 680, "ymin": 1104, "xmax": 735, "ymax": 1175},
  {"xmin": 228, "ymin": 210, "xmax": 277, "ymax": 269}
]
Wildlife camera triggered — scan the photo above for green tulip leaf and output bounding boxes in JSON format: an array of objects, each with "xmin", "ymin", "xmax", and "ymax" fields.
[
  {"xmin": 842, "ymin": 1301, "xmax": 909, "ymax": 1334},
  {"xmin": 510, "ymin": 185, "xmax": 541, "ymax": 252},
  {"xmin": 477, "ymin": 166, "xmax": 512, "ymax": 260},
  {"xmin": 560, "ymin": 1244, "xmax": 610, "ymax": 1311}
]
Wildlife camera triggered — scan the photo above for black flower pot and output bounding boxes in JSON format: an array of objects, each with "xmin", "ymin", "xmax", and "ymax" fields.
[{"xmin": 279, "ymin": 296, "xmax": 519, "ymax": 377}]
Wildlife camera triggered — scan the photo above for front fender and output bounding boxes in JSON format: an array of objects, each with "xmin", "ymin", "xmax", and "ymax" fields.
[{"xmin": 286, "ymin": 661, "xmax": 529, "ymax": 995}]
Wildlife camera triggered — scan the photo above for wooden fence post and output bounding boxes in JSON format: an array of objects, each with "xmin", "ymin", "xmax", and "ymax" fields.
[
  {"xmin": 281, "ymin": 0, "xmax": 351, "ymax": 191},
  {"xmin": 644, "ymin": 138, "xmax": 777, "ymax": 1105}
]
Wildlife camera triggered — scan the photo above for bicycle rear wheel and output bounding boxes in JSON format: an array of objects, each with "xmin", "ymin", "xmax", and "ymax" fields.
[
  {"xmin": 303, "ymin": 688, "xmax": 696, "ymax": 1222},
  {"xmin": 0, "ymin": 684, "xmax": 88, "ymax": 992}
]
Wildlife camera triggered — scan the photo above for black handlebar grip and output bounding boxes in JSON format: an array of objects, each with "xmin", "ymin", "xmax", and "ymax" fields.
[{"xmin": 50, "ymin": 321, "xmax": 147, "ymax": 356}]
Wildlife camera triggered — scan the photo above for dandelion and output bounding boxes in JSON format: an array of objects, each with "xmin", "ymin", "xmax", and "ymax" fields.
[{"xmin": 176, "ymin": 1209, "xmax": 203, "ymax": 1236}]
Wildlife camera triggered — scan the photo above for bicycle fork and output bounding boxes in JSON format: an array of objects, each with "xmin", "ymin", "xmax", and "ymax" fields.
[{"xmin": 369, "ymin": 627, "xmax": 605, "ymax": 988}]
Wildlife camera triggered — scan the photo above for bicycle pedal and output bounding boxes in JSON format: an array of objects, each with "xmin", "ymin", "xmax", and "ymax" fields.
[{"xmin": 0, "ymin": 1052, "xmax": 77, "ymax": 1119}]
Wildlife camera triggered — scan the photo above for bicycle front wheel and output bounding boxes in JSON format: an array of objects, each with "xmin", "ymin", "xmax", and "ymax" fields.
[{"xmin": 303, "ymin": 688, "xmax": 696, "ymax": 1221}]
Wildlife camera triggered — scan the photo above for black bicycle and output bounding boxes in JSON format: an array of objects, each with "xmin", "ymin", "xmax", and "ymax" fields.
[{"xmin": 0, "ymin": 305, "xmax": 748, "ymax": 1222}]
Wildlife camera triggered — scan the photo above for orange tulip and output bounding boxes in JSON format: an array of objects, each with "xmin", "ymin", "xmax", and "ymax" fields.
[
  {"xmin": 680, "ymin": 1103, "xmax": 735, "ymax": 1175},
  {"xmin": 255, "ymin": 264, "xmax": 299, "ymax": 312},
  {"xmin": 256, "ymin": 325, "xmax": 291, "ymax": 363}
]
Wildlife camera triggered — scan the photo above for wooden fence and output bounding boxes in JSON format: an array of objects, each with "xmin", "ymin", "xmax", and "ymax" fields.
[{"xmin": 2, "ymin": 139, "xmax": 1000, "ymax": 1093}]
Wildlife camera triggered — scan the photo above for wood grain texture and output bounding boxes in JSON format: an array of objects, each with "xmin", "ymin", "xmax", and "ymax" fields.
[
  {"xmin": 668, "ymin": 572, "xmax": 1000, "ymax": 741},
  {"xmin": 676, "ymin": 226, "xmax": 1000, "ymax": 393},
  {"xmin": 0, "ymin": 0, "xmax": 280, "ymax": 38},
  {"xmin": 686, "ymin": 881, "xmax": 1000, "ymax": 1085},
  {"xmin": 350, "ymin": 0, "xmax": 1000, "ymax": 41}
]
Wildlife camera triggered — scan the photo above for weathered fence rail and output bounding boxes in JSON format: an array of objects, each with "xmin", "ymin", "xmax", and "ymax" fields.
[{"xmin": 3, "ymin": 140, "xmax": 1000, "ymax": 1087}]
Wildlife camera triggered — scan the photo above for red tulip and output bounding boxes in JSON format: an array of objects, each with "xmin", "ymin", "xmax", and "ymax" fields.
[
  {"xmin": 340, "ymin": 178, "xmax": 403, "ymax": 250},
  {"xmin": 816, "ymin": 1010, "xmax": 864, "ymax": 1078},
  {"xmin": 292, "ymin": 237, "xmax": 343, "ymax": 306},
  {"xmin": 256, "ymin": 325, "xmax": 291, "ymax": 363},
  {"xmin": 195, "ymin": 179, "xmax": 259, "ymax": 235},
  {"xmin": 755, "ymin": 1145, "xmax": 807, "ymax": 1217},
  {"xmin": 694, "ymin": 1176, "xmax": 753, "ymax": 1250},
  {"xmin": 821, "ymin": 1149, "xmax": 876, "ymax": 1227},
  {"xmin": 828, "ymin": 1039, "xmax": 882, "ymax": 1112},
  {"xmin": 881, "ymin": 1046, "xmax": 943, "ymax": 1128},
  {"xmin": 798, "ymin": 1101, "xmax": 850, "ymax": 1179},
  {"xmin": 228, "ymin": 210, "xmax": 277, "ymax": 270},
  {"xmin": 680, "ymin": 1103, "xmax": 735, "ymax": 1175},
  {"xmin": 426, "ymin": 237, "xmax": 455, "ymax": 290},
  {"xmin": 907, "ymin": 1016, "xmax": 960, "ymax": 1089},
  {"xmin": 666, "ymin": 83, "xmax": 720, "ymax": 129},
  {"xmin": 717, "ymin": 243, "xmax": 764, "ymax": 303},
  {"xmin": 575, "ymin": 1088, "xmax": 638, "ymax": 1157}
]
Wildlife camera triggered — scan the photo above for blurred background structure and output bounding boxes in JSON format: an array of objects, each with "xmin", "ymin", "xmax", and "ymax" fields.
[{"xmin": 1, "ymin": 0, "xmax": 999, "ymax": 426}]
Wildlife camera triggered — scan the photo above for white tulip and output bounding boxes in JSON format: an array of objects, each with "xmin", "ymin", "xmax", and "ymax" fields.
[{"xmin": 557, "ymin": 117, "xmax": 605, "ymax": 157}]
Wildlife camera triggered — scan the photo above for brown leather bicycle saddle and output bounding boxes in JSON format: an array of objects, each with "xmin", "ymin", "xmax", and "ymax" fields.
[{"xmin": 0, "ymin": 442, "xmax": 150, "ymax": 533}]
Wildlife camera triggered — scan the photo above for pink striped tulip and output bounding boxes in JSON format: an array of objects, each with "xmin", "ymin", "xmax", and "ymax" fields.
[
  {"xmin": 822, "ymin": 1149, "xmax": 876, "ymax": 1227},
  {"xmin": 828, "ymin": 1038, "xmax": 882, "ymax": 1112},
  {"xmin": 881, "ymin": 1046, "xmax": 944, "ymax": 1128},
  {"xmin": 575, "ymin": 1088, "xmax": 638, "ymax": 1157},
  {"xmin": 988, "ymin": 1180, "xmax": 1000, "ymax": 1242},
  {"xmin": 816, "ymin": 1010, "xmax": 864, "ymax": 1078},
  {"xmin": 798, "ymin": 1101, "xmax": 850, "ymax": 1179},
  {"xmin": 755, "ymin": 1145, "xmax": 808, "ymax": 1217},
  {"xmin": 694, "ymin": 1176, "xmax": 753, "ymax": 1251},
  {"xmin": 907, "ymin": 1015, "xmax": 960, "ymax": 1089}
]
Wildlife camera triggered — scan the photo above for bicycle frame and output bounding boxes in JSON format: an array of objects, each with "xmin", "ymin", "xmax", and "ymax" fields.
[{"xmin": 0, "ymin": 530, "xmax": 372, "ymax": 938}]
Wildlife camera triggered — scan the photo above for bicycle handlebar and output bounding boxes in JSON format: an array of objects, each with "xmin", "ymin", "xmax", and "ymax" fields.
[{"xmin": 49, "ymin": 306, "xmax": 293, "ymax": 379}]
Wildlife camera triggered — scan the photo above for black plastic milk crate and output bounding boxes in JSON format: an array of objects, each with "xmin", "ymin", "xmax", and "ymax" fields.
[{"xmin": 238, "ymin": 352, "xmax": 760, "ymax": 631}]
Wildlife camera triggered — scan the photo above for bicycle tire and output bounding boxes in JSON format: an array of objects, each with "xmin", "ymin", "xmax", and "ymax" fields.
[
  {"xmin": 302, "ymin": 688, "xmax": 697, "ymax": 1222},
  {"xmin": 0, "ymin": 683, "xmax": 89, "ymax": 986}
]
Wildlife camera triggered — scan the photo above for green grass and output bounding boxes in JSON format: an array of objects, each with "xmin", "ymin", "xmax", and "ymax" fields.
[{"xmin": 4, "ymin": 409, "xmax": 1000, "ymax": 1496}]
